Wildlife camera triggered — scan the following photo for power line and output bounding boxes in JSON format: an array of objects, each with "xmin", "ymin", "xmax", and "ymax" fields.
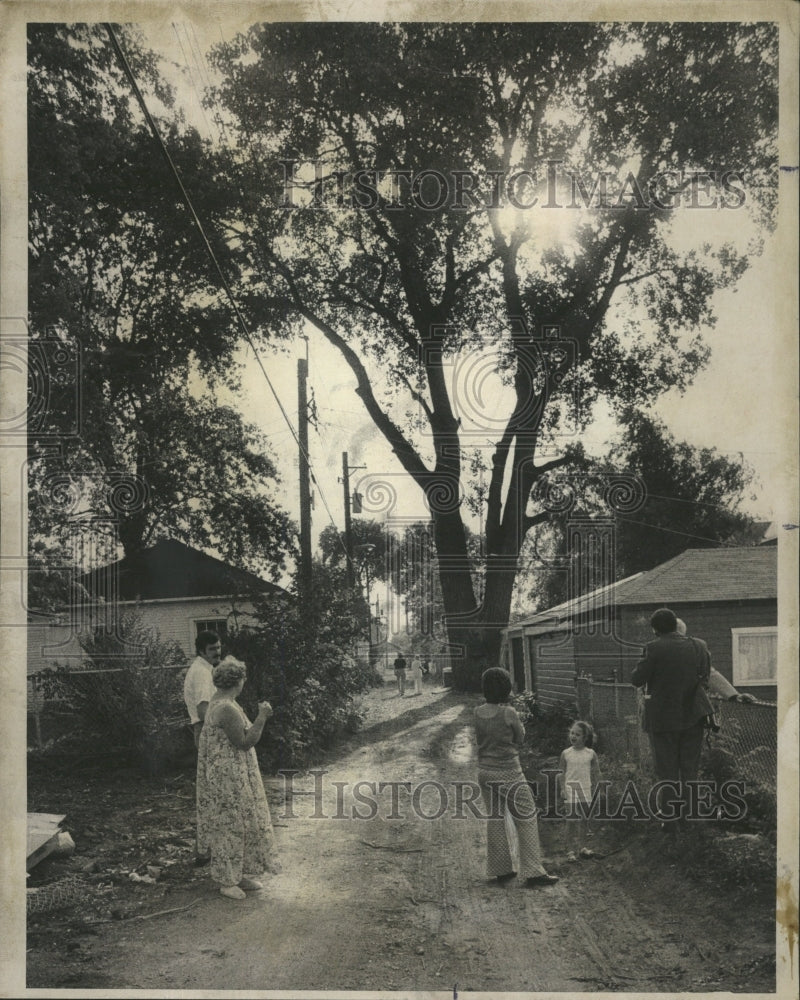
[
  {"xmin": 104, "ymin": 23, "xmax": 351, "ymax": 568},
  {"xmin": 633, "ymin": 490, "xmax": 755, "ymax": 514},
  {"xmin": 207, "ymin": 22, "xmax": 357, "ymax": 571},
  {"xmin": 614, "ymin": 513, "xmax": 736, "ymax": 546},
  {"xmin": 170, "ymin": 23, "xmax": 217, "ymax": 142}
]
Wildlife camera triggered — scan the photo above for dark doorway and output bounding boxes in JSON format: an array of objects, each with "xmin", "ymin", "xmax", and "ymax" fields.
[{"xmin": 526, "ymin": 635, "xmax": 538, "ymax": 695}]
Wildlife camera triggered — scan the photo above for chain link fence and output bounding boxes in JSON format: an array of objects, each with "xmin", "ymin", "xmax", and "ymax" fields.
[{"xmin": 575, "ymin": 675, "xmax": 777, "ymax": 796}]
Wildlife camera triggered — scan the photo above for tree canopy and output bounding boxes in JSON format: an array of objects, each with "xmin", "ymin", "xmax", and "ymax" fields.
[
  {"xmin": 27, "ymin": 22, "xmax": 778, "ymax": 685},
  {"xmin": 28, "ymin": 23, "xmax": 295, "ymax": 577},
  {"xmin": 202, "ymin": 22, "xmax": 776, "ymax": 685},
  {"xmin": 519, "ymin": 410, "xmax": 761, "ymax": 613}
]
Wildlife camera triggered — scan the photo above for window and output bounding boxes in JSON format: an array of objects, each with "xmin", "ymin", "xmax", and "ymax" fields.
[
  {"xmin": 194, "ymin": 618, "xmax": 228, "ymax": 642},
  {"xmin": 731, "ymin": 626, "xmax": 777, "ymax": 686}
]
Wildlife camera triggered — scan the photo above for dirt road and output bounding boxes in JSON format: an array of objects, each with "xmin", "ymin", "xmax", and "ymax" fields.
[{"xmin": 27, "ymin": 682, "xmax": 775, "ymax": 992}]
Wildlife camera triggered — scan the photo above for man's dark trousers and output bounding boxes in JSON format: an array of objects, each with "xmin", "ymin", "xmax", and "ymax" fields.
[{"xmin": 650, "ymin": 721, "xmax": 704, "ymax": 825}]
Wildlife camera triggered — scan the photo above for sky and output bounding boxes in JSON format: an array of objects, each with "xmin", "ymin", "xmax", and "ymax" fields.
[{"xmin": 147, "ymin": 18, "xmax": 791, "ymax": 564}]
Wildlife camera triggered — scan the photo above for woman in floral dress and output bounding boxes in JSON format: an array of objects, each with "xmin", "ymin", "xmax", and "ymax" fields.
[{"xmin": 196, "ymin": 657, "xmax": 280, "ymax": 899}]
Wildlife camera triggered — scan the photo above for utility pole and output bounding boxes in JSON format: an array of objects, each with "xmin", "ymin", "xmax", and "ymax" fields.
[
  {"xmin": 342, "ymin": 451, "xmax": 355, "ymax": 587},
  {"xmin": 298, "ymin": 356, "xmax": 312, "ymax": 604}
]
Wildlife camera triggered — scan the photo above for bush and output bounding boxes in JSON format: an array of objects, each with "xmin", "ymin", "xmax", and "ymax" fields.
[
  {"xmin": 516, "ymin": 699, "xmax": 577, "ymax": 756},
  {"xmin": 225, "ymin": 570, "xmax": 382, "ymax": 766},
  {"xmin": 37, "ymin": 611, "xmax": 187, "ymax": 775},
  {"xmin": 510, "ymin": 690, "xmax": 538, "ymax": 731},
  {"xmin": 699, "ymin": 725, "xmax": 777, "ymax": 834}
]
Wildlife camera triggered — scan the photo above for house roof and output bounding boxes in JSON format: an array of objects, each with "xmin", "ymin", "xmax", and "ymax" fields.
[
  {"xmin": 80, "ymin": 539, "xmax": 285, "ymax": 602},
  {"xmin": 511, "ymin": 546, "xmax": 777, "ymax": 631}
]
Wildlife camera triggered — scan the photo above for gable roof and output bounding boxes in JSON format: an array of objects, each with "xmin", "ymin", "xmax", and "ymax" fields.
[
  {"xmin": 512, "ymin": 546, "xmax": 777, "ymax": 631},
  {"xmin": 80, "ymin": 539, "xmax": 285, "ymax": 602}
]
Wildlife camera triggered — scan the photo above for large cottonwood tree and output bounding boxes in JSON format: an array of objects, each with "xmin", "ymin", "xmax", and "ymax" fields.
[{"xmin": 200, "ymin": 22, "xmax": 776, "ymax": 687}]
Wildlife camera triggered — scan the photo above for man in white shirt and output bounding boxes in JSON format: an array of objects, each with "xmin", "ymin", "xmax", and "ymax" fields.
[
  {"xmin": 184, "ymin": 630, "xmax": 223, "ymax": 747},
  {"xmin": 184, "ymin": 630, "xmax": 222, "ymax": 865}
]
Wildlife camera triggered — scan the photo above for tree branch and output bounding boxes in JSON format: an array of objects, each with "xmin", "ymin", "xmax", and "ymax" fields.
[
  {"xmin": 534, "ymin": 454, "xmax": 569, "ymax": 476},
  {"xmin": 302, "ymin": 310, "xmax": 430, "ymax": 480},
  {"xmin": 522, "ymin": 510, "xmax": 551, "ymax": 533}
]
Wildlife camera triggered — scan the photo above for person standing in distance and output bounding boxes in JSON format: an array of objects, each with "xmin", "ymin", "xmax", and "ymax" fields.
[
  {"xmin": 393, "ymin": 652, "xmax": 407, "ymax": 697},
  {"xmin": 184, "ymin": 630, "xmax": 223, "ymax": 747}
]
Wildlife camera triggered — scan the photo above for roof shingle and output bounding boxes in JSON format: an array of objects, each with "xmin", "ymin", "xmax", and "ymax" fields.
[
  {"xmin": 514, "ymin": 547, "xmax": 777, "ymax": 629},
  {"xmin": 80, "ymin": 539, "xmax": 284, "ymax": 602}
]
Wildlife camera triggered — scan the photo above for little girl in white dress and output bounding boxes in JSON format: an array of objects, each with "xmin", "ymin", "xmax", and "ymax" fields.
[{"xmin": 557, "ymin": 720, "xmax": 601, "ymax": 861}]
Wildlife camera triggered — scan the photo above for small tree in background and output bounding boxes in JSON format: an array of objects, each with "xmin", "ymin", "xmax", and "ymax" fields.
[
  {"xmin": 518, "ymin": 411, "xmax": 759, "ymax": 612},
  {"xmin": 226, "ymin": 560, "xmax": 381, "ymax": 767}
]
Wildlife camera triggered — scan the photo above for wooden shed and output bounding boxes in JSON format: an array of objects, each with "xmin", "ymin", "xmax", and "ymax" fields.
[{"xmin": 503, "ymin": 546, "xmax": 778, "ymax": 707}]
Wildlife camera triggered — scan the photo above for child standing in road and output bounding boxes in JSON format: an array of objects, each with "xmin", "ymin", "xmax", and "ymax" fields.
[{"xmin": 557, "ymin": 720, "xmax": 600, "ymax": 861}]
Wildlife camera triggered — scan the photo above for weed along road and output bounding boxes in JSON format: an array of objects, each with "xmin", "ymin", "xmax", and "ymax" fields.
[{"xmin": 29, "ymin": 685, "xmax": 775, "ymax": 992}]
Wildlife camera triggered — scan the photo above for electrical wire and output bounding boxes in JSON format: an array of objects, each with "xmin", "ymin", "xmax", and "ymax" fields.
[
  {"xmin": 104, "ymin": 23, "xmax": 353, "ymax": 570},
  {"xmin": 632, "ymin": 490, "xmax": 759, "ymax": 515},
  {"xmin": 170, "ymin": 23, "xmax": 217, "ymax": 142},
  {"xmin": 613, "ymin": 513, "xmax": 738, "ymax": 546}
]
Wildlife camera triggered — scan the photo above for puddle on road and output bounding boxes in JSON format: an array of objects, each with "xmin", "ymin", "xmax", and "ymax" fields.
[{"xmin": 447, "ymin": 725, "xmax": 476, "ymax": 764}]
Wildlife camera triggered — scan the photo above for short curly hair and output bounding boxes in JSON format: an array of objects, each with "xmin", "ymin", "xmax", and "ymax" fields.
[
  {"xmin": 481, "ymin": 667, "xmax": 513, "ymax": 704},
  {"xmin": 212, "ymin": 656, "xmax": 246, "ymax": 690}
]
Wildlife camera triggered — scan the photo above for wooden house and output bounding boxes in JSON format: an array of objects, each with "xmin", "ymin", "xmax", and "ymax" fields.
[{"xmin": 502, "ymin": 546, "xmax": 778, "ymax": 707}]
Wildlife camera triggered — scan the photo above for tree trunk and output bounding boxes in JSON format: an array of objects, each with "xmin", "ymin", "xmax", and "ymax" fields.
[{"xmin": 441, "ymin": 551, "xmax": 518, "ymax": 692}]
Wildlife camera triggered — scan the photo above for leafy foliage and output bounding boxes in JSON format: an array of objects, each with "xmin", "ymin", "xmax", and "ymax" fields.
[
  {"xmin": 26, "ymin": 539, "xmax": 88, "ymax": 614},
  {"xmin": 318, "ymin": 518, "xmax": 397, "ymax": 583},
  {"xmin": 35, "ymin": 612, "xmax": 188, "ymax": 775},
  {"xmin": 225, "ymin": 561, "xmax": 380, "ymax": 765},
  {"xmin": 202, "ymin": 22, "xmax": 777, "ymax": 684},
  {"xmin": 519, "ymin": 410, "xmax": 759, "ymax": 610},
  {"xmin": 28, "ymin": 24, "xmax": 294, "ymax": 575},
  {"xmin": 29, "ymin": 23, "xmax": 779, "ymax": 688},
  {"xmin": 519, "ymin": 700, "xmax": 578, "ymax": 757}
]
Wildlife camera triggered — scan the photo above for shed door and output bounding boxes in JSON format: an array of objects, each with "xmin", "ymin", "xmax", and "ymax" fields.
[{"xmin": 510, "ymin": 637, "xmax": 525, "ymax": 692}]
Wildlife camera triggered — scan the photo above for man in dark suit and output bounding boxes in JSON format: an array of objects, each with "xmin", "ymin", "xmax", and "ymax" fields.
[{"xmin": 631, "ymin": 607, "xmax": 710, "ymax": 826}]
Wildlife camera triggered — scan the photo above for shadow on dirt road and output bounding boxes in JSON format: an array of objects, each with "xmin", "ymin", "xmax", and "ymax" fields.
[{"xmin": 26, "ymin": 686, "xmax": 776, "ymax": 993}]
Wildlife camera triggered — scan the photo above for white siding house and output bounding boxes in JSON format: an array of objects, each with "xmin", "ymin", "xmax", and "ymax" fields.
[{"xmin": 27, "ymin": 539, "xmax": 287, "ymax": 674}]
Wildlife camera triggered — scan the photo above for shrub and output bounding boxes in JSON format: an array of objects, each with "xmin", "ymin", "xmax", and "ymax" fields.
[
  {"xmin": 510, "ymin": 690, "xmax": 538, "ymax": 731},
  {"xmin": 699, "ymin": 724, "xmax": 777, "ymax": 834},
  {"xmin": 520, "ymin": 699, "xmax": 577, "ymax": 756},
  {"xmin": 40, "ymin": 611, "xmax": 187, "ymax": 775},
  {"xmin": 225, "ymin": 567, "xmax": 381, "ymax": 766}
]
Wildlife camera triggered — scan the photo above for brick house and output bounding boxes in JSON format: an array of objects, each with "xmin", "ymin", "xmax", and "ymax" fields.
[{"xmin": 502, "ymin": 546, "xmax": 778, "ymax": 707}]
